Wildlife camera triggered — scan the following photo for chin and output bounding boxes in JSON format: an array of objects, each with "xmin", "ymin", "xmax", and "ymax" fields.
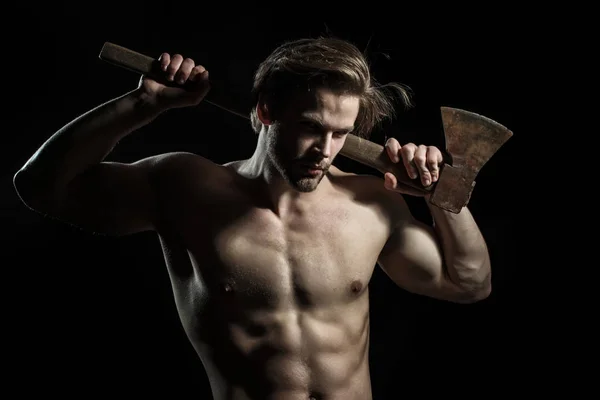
[
  {"xmin": 290, "ymin": 174, "xmax": 325, "ymax": 192},
  {"xmin": 293, "ymin": 178, "xmax": 319, "ymax": 192}
]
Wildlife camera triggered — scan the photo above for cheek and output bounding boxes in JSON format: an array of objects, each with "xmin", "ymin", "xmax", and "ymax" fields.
[
  {"xmin": 270, "ymin": 124, "xmax": 316, "ymax": 158},
  {"xmin": 283, "ymin": 131, "xmax": 312, "ymax": 156},
  {"xmin": 269, "ymin": 129, "xmax": 300, "ymax": 158},
  {"xmin": 296, "ymin": 137, "xmax": 315, "ymax": 155}
]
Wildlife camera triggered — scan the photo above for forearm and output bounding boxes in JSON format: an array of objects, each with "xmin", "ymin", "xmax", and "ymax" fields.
[
  {"xmin": 15, "ymin": 88, "xmax": 163, "ymax": 192},
  {"xmin": 428, "ymin": 203, "xmax": 491, "ymax": 293}
]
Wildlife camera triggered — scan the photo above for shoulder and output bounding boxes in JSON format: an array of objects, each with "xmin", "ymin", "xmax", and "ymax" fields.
[
  {"xmin": 142, "ymin": 151, "xmax": 213, "ymax": 169},
  {"xmin": 326, "ymin": 164, "xmax": 387, "ymax": 198},
  {"xmin": 141, "ymin": 151, "xmax": 234, "ymax": 188},
  {"xmin": 327, "ymin": 165, "xmax": 412, "ymax": 223}
]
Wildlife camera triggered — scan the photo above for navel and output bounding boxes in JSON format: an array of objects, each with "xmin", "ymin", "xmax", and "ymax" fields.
[{"xmin": 350, "ymin": 280, "xmax": 363, "ymax": 294}]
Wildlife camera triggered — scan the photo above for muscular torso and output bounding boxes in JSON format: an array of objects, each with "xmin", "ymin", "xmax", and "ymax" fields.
[{"xmin": 153, "ymin": 155, "xmax": 399, "ymax": 400}]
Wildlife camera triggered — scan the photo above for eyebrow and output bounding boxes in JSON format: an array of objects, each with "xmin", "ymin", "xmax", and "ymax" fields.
[{"xmin": 301, "ymin": 115, "xmax": 354, "ymax": 133}]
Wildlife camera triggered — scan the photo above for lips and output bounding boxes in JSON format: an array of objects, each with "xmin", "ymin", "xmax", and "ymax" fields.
[{"xmin": 300, "ymin": 162, "xmax": 326, "ymax": 170}]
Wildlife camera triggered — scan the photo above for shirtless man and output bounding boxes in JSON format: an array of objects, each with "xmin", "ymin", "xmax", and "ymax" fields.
[{"xmin": 13, "ymin": 37, "xmax": 492, "ymax": 399}]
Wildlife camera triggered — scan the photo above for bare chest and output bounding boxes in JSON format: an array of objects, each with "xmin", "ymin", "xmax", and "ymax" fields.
[{"xmin": 178, "ymin": 199, "xmax": 390, "ymax": 308}]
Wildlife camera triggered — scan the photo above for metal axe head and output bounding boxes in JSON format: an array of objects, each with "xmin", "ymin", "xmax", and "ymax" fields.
[{"xmin": 429, "ymin": 106, "xmax": 513, "ymax": 213}]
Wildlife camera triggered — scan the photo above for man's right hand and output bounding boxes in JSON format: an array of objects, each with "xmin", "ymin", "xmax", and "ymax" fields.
[{"xmin": 140, "ymin": 52, "xmax": 211, "ymax": 110}]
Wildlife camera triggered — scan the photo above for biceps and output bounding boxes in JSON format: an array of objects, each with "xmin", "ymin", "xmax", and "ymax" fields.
[
  {"xmin": 378, "ymin": 221, "xmax": 473, "ymax": 302},
  {"xmin": 57, "ymin": 161, "xmax": 157, "ymax": 235}
]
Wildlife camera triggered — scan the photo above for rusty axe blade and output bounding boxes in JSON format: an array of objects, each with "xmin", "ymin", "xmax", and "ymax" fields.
[
  {"xmin": 98, "ymin": 42, "xmax": 513, "ymax": 213},
  {"xmin": 429, "ymin": 107, "xmax": 513, "ymax": 213}
]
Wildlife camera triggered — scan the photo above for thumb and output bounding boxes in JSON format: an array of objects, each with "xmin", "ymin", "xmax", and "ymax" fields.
[{"xmin": 384, "ymin": 172, "xmax": 426, "ymax": 197}]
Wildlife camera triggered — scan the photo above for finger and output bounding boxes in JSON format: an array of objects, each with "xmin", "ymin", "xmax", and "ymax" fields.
[
  {"xmin": 384, "ymin": 172, "xmax": 397, "ymax": 190},
  {"xmin": 427, "ymin": 148, "xmax": 443, "ymax": 182},
  {"xmin": 385, "ymin": 137, "xmax": 401, "ymax": 163},
  {"xmin": 166, "ymin": 54, "xmax": 184, "ymax": 81},
  {"xmin": 188, "ymin": 67, "xmax": 211, "ymax": 102},
  {"xmin": 175, "ymin": 58, "xmax": 196, "ymax": 85},
  {"xmin": 400, "ymin": 143, "xmax": 419, "ymax": 179},
  {"xmin": 158, "ymin": 53, "xmax": 170, "ymax": 71},
  {"xmin": 384, "ymin": 172, "xmax": 422, "ymax": 196},
  {"xmin": 189, "ymin": 65, "xmax": 208, "ymax": 82},
  {"xmin": 413, "ymin": 145, "xmax": 432, "ymax": 186}
]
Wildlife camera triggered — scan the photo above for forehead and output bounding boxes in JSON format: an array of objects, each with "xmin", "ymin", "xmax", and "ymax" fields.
[{"xmin": 283, "ymin": 87, "xmax": 360, "ymax": 128}]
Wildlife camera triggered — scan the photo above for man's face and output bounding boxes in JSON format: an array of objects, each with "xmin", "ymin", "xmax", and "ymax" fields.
[{"xmin": 265, "ymin": 87, "xmax": 360, "ymax": 192}]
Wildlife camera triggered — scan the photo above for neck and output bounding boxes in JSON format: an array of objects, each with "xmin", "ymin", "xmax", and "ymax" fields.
[{"xmin": 241, "ymin": 129, "xmax": 329, "ymax": 216}]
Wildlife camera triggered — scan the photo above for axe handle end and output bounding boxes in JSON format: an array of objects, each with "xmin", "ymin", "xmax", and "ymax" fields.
[{"xmin": 99, "ymin": 42, "xmax": 156, "ymax": 77}]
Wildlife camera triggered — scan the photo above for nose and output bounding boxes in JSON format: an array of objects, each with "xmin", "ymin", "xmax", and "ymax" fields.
[{"xmin": 314, "ymin": 133, "xmax": 333, "ymax": 158}]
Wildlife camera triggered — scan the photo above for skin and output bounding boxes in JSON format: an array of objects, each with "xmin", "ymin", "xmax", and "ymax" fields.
[{"xmin": 14, "ymin": 53, "xmax": 492, "ymax": 400}]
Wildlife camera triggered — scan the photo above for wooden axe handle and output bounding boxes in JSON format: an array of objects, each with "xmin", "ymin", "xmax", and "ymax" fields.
[
  {"xmin": 340, "ymin": 135, "xmax": 432, "ymax": 193},
  {"xmin": 98, "ymin": 42, "xmax": 434, "ymax": 194}
]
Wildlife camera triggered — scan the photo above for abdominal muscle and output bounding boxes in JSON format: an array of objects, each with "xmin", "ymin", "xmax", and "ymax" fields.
[{"xmin": 183, "ymin": 291, "xmax": 372, "ymax": 400}]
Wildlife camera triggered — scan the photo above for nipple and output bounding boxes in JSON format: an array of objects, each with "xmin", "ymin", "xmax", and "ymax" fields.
[{"xmin": 350, "ymin": 280, "xmax": 363, "ymax": 294}]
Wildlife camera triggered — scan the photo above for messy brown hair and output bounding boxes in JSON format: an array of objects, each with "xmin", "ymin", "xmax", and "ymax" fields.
[{"xmin": 249, "ymin": 36, "xmax": 413, "ymax": 139}]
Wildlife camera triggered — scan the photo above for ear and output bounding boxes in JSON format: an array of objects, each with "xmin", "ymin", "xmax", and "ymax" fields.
[{"xmin": 256, "ymin": 97, "xmax": 272, "ymax": 125}]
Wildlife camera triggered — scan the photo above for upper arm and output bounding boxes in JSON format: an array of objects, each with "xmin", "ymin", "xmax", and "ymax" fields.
[
  {"xmin": 16, "ymin": 151, "xmax": 216, "ymax": 237},
  {"xmin": 376, "ymin": 202, "xmax": 472, "ymax": 303},
  {"xmin": 52, "ymin": 156, "xmax": 163, "ymax": 236}
]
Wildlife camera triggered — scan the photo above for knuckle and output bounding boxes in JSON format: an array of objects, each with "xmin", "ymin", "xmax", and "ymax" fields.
[
  {"xmin": 169, "ymin": 54, "xmax": 183, "ymax": 69},
  {"xmin": 414, "ymin": 153, "xmax": 426, "ymax": 163}
]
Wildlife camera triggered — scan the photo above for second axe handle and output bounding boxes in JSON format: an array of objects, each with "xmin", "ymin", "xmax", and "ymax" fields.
[{"xmin": 98, "ymin": 41, "xmax": 432, "ymax": 193}]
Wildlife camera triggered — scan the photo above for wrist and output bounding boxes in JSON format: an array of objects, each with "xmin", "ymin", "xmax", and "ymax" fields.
[{"xmin": 130, "ymin": 87, "xmax": 169, "ymax": 116}]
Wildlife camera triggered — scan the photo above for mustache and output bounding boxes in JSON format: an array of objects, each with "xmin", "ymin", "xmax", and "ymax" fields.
[{"xmin": 297, "ymin": 159, "xmax": 329, "ymax": 170}]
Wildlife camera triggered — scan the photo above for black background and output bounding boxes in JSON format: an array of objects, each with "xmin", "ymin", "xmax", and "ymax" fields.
[{"xmin": 4, "ymin": 2, "xmax": 536, "ymax": 398}]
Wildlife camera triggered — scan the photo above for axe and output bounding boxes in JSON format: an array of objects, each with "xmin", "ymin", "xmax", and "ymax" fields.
[{"xmin": 98, "ymin": 42, "xmax": 513, "ymax": 213}]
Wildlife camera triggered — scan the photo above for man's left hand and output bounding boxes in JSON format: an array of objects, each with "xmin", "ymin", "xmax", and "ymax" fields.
[{"xmin": 383, "ymin": 137, "xmax": 444, "ymax": 197}]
